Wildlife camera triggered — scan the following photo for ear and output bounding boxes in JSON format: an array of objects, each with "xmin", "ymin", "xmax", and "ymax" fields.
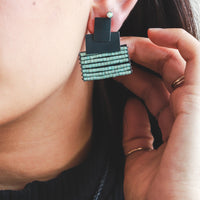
[{"xmin": 87, "ymin": 0, "xmax": 138, "ymax": 33}]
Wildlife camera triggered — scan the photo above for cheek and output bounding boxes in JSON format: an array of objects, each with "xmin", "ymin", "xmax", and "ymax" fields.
[{"xmin": 0, "ymin": 0, "xmax": 90, "ymax": 123}]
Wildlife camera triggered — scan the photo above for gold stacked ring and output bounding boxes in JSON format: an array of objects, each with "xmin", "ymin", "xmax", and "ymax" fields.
[{"xmin": 171, "ymin": 75, "xmax": 185, "ymax": 90}]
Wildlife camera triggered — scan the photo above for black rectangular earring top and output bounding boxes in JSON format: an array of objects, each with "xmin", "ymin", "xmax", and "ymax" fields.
[
  {"xmin": 85, "ymin": 17, "xmax": 120, "ymax": 54},
  {"xmin": 94, "ymin": 18, "xmax": 111, "ymax": 42}
]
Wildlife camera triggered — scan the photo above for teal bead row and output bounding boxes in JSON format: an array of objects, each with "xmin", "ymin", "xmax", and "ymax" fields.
[
  {"xmin": 82, "ymin": 57, "xmax": 129, "ymax": 69},
  {"xmin": 82, "ymin": 63, "xmax": 131, "ymax": 73},
  {"xmin": 80, "ymin": 48, "xmax": 128, "ymax": 61},
  {"xmin": 79, "ymin": 44, "xmax": 132, "ymax": 81},
  {"xmin": 80, "ymin": 52, "xmax": 128, "ymax": 65},
  {"xmin": 82, "ymin": 70, "xmax": 132, "ymax": 81},
  {"xmin": 79, "ymin": 45, "xmax": 128, "ymax": 60},
  {"xmin": 82, "ymin": 66, "xmax": 132, "ymax": 77},
  {"xmin": 80, "ymin": 50, "xmax": 127, "ymax": 61}
]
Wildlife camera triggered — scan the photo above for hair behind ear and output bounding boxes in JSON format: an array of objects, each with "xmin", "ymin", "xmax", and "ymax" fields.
[{"xmin": 120, "ymin": 0, "xmax": 197, "ymax": 38}]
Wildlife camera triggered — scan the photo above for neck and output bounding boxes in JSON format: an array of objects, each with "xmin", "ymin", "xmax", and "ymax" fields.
[{"xmin": 0, "ymin": 61, "xmax": 94, "ymax": 190}]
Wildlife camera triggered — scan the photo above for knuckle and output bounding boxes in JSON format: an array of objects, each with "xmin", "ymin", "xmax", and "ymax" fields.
[
  {"xmin": 156, "ymin": 52, "xmax": 175, "ymax": 75},
  {"xmin": 177, "ymin": 28, "xmax": 187, "ymax": 36},
  {"xmin": 171, "ymin": 85, "xmax": 200, "ymax": 115}
]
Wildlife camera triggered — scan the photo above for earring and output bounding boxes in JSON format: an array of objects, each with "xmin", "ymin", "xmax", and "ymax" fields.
[{"xmin": 79, "ymin": 11, "xmax": 133, "ymax": 81}]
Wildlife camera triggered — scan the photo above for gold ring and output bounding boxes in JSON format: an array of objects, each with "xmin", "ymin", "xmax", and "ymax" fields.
[
  {"xmin": 171, "ymin": 75, "xmax": 184, "ymax": 90},
  {"xmin": 125, "ymin": 147, "xmax": 153, "ymax": 157}
]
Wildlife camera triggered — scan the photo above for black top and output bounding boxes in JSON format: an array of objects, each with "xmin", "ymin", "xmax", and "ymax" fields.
[{"xmin": 0, "ymin": 121, "xmax": 125, "ymax": 200}]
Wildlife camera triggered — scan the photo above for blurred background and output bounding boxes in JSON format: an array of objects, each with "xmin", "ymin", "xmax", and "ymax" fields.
[{"xmin": 191, "ymin": 0, "xmax": 200, "ymax": 39}]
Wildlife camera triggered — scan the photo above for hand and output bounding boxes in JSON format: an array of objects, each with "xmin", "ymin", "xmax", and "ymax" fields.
[{"xmin": 115, "ymin": 28, "xmax": 200, "ymax": 200}]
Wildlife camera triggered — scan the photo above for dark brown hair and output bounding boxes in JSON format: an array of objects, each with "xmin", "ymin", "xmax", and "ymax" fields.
[{"xmin": 92, "ymin": 0, "xmax": 198, "ymax": 164}]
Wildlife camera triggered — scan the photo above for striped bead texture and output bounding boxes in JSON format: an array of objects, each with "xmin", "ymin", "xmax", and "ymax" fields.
[{"xmin": 79, "ymin": 44, "xmax": 133, "ymax": 81}]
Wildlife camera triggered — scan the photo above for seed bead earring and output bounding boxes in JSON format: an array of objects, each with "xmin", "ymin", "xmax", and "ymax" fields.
[{"xmin": 79, "ymin": 11, "xmax": 133, "ymax": 81}]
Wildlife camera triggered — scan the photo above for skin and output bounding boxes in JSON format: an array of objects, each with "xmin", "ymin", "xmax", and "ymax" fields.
[
  {"xmin": 118, "ymin": 29, "xmax": 200, "ymax": 199},
  {"xmin": 0, "ymin": 0, "xmax": 200, "ymax": 199},
  {"xmin": 0, "ymin": 0, "xmax": 138, "ymax": 190},
  {"xmin": 0, "ymin": 0, "xmax": 93, "ymax": 190}
]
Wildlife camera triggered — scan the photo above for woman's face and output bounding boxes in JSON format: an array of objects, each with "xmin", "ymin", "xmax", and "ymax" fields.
[{"xmin": 0, "ymin": 0, "xmax": 91, "ymax": 124}]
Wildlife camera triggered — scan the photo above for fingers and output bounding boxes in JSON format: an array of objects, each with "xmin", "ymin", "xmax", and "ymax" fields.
[
  {"xmin": 116, "ymin": 67, "xmax": 169, "ymax": 117},
  {"xmin": 123, "ymin": 98, "xmax": 154, "ymax": 157},
  {"xmin": 120, "ymin": 36, "xmax": 186, "ymax": 92},
  {"xmin": 115, "ymin": 67, "xmax": 173, "ymax": 141},
  {"xmin": 148, "ymin": 28, "xmax": 199, "ymax": 62},
  {"xmin": 147, "ymin": 28, "xmax": 200, "ymax": 115},
  {"xmin": 147, "ymin": 29, "xmax": 200, "ymax": 173},
  {"xmin": 119, "ymin": 28, "xmax": 200, "ymax": 161},
  {"xmin": 148, "ymin": 28, "xmax": 200, "ymax": 86},
  {"xmin": 118, "ymin": 28, "xmax": 200, "ymax": 141}
]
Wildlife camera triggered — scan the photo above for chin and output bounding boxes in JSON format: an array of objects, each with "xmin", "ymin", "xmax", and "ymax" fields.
[{"xmin": 0, "ymin": 101, "xmax": 30, "ymax": 126}]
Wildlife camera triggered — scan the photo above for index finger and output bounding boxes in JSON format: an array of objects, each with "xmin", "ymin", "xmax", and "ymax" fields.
[{"xmin": 148, "ymin": 28, "xmax": 200, "ymax": 85}]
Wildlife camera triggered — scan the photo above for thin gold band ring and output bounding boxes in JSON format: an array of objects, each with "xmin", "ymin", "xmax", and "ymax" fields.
[
  {"xmin": 125, "ymin": 147, "xmax": 153, "ymax": 157},
  {"xmin": 171, "ymin": 75, "xmax": 184, "ymax": 90}
]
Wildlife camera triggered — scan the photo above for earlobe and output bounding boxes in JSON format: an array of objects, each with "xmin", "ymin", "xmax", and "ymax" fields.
[
  {"xmin": 87, "ymin": 0, "xmax": 138, "ymax": 33},
  {"xmin": 87, "ymin": 7, "xmax": 96, "ymax": 34}
]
